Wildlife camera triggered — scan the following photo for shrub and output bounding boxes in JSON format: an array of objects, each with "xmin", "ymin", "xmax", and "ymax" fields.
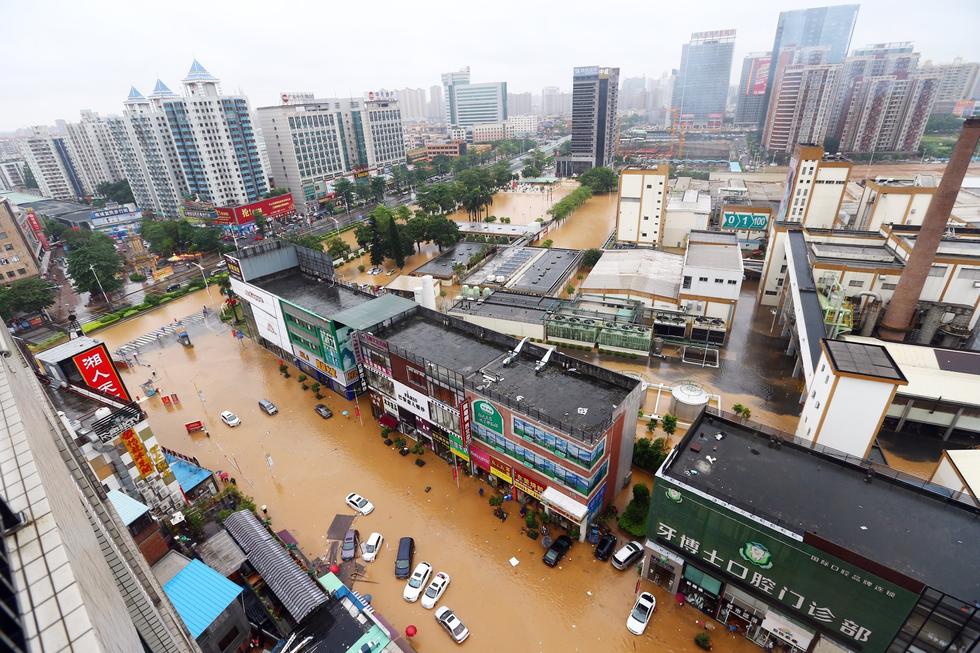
[
  {"xmin": 381, "ymin": 427, "xmax": 392, "ymax": 438},
  {"xmin": 582, "ymin": 248, "xmax": 603, "ymax": 267},
  {"xmin": 358, "ymin": 264, "xmax": 366, "ymax": 273},
  {"xmin": 633, "ymin": 437, "xmax": 670, "ymax": 473},
  {"xmin": 129, "ymin": 272, "xmax": 147, "ymax": 282},
  {"xmin": 301, "ymin": 383, "xmax": 309, "ymax": 391},
  {"xmin": 297, "ymin": 374, "xmax": 307, "ymax": 383},
  {"xmin": 122, "ymin": 309, "xmax": 139, "ymax": 318},
  {"xmin": 695, "ymin": 632, "xmax": 712, "ymax": 650},
  {"xmin": 395, "ymin": 437, "xmax": 407, "ymax": 449},
  {"xmin": 524, "ymin": 510, "xmax": 539, "ymax": 530},
  {"xmin": 618, "ymin": 483, "xmax": 651, "ymax": 537},
  {"xmin": 144, "ymin": 291, "xmax": 164, "ymax": 306},
  {"xmin": 565, "ymin": 284, "xmax": 575, "ymax": 295},
  {"xmin": 488, "ymin": 495, "xmax": 503, "ymax": 507},
  {"xmin": 646, "ymin": 417, "xmax": 658, "ymax": 433}
]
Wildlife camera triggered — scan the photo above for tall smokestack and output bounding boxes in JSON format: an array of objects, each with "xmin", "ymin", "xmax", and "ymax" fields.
[{"xmin": 877, "ymin": 118, "xmax": 980, "ymax": 342}]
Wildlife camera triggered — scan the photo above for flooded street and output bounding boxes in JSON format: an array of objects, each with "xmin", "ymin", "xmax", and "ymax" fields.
[
  {"xmin": 544, "ymin": 191, "xmax": 618, "ymax": 250},
  {"xmin": 446, "ymin": 183, "xmax": 575, "ymax": 226},
  {"xmin": 95, "ymin": 301, "xmax": 766, "ymax": 653}
]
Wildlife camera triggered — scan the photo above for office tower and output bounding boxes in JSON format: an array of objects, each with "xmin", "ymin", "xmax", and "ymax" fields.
[
  {"xmin": 441, "ymin": 69, "xmax": 507, "ymax": 127},
  {"xmin": 838, "ymin": 72, "xmax": 941, "ymax": 154},
  {"xmin": 0, "ymin": 325, "xmax": 196, "ymax": 652},
  {"xmin": 396, "ymin": 88, "xmax": 428, "ymax": 121},
  {"xmin": 428, "ymin": 84, "xmax": 444, "ymax": 120},
  {"xmin": 556, "ymin": 66, "xmax": 619, "ymax": 176},
  {"xmin": 64, "ymin": 110, "xmax": 125, "ymax": 195},
  {"xmin": 541, "ymin": 86, "xmax": 562, "ymax": 115},
  {"xmin": 734, "ymin": 52, "xmax": 772, "ymax": 127},
  {"xmin": 760, "ymin": 4, "xmax": 859, "ymax": 129},
  {"xmin": 258, "ymin": 93, "xmax": 406, "ymax": 207},
  {"xmin": 620, "ymin": 77, "xmax": 648, "ymax": 113},
  {"xmin": 673, "ymin": 30, "xmax": 736, "ymax": 128},
  {"xmin": 507, "ymin": 92, "xmax": 533, "ymax": 116},
  {"xmin": 920, "ymin": 59, "xmax": 980, "ymax": 114},
  {"xmin": 441, "ymin": 66, "xmax": 471, "ymax": 125},
  {"xmin": 18, "ymin": 126, "xmax": 85, "ymax": 200},
  {"xmin": 762, "ymin": 51, "xmax": 840, "ymax": 154},
  {"xmin": 109, "ymin": 62, "xmax": 267, "ymax": 217}
]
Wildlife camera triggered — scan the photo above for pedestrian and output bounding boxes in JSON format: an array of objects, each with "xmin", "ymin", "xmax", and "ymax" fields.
[{"xmin": 152, "ymin": 370, "xmax": 157, "ymax": 378}]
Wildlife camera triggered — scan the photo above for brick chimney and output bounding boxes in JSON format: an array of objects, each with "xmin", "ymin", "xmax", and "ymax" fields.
[{"xmin": 877, "ymin": 118, "xmax": 980, "ymax": 341}]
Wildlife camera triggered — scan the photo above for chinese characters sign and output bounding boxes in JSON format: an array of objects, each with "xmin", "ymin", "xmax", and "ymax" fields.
[
  {"xmin": 514, "ymin": 471, "xmax": 545, "ymax": 500},
  {"xmin": 71, "ymin": 344, "xmax": 130, "ymax": 401},
  {"xmin": 649, "ymin": 481, "xmax": 918, "ymax": 653},
  {"xmin": 120, "ymin": 428, "xmax": 154, "ymax": 478},
  {"xmin": 472, "ymin": 400, "xmax": 503, "ymax": 435}
]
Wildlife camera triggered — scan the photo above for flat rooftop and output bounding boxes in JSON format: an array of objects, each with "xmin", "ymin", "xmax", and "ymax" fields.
[
  {"xmin": 412, "ymin": 242, "xmax": 488, "ymax": 278},
  {"xmin": 581, "ymin": 248, "xmax": 684, "ymax": 300},
  {"xmin": 788, "ymin": 230, "xmax": 825, "ymax": 373},
  {"xmin": 255, "ymin": 271, "xmax": 372, "ymax": 319},
  {"xmin": 455, "ymin": 221, "xmax": 532, "ymax": 236},
  {"xmin": 823, "ymin": 338, "xmax": 906, "ymax": 383},
  {"xmin": 810, "ymin": 242, "xmax": 902, "ymax": 267},
  {"xmin": 507, "ymin": 248, "xmax": 580, "ymax": 295},
  {"xmin": 381, "ymin": 314, "xmax": 507, "ymax": 376},
  {"xmin": 667, "ymin": 410, "xmax": 980, "ymax": 600},
  {"xmin": 450, "ymin": 291, "xmax": 562, "ymax": 324},
  {"xmin": 684, "ymin": 242, "xmax": 743, "ymax": 272}
]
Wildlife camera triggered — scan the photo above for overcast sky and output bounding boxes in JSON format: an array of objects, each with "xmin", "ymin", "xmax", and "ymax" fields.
[{"xmin": 2, "ymin": 0, "xmax": 978, "ymax": 132}]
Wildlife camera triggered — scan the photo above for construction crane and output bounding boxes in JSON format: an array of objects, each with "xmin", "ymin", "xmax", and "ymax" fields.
[{"xmin": 669, "ymin": 107, "xmax": 686, "ymax": 160}]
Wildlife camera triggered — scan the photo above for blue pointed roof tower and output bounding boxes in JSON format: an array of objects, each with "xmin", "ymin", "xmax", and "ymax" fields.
[
  {"xmin": 126, "ymin": 86, "xmax": 145, "ymax": 101},
  {"xmin": 183, "ymin": 59, "xmax": 219, "ymax": 83},
  {"xmin": 149, "ymin": 79, "xmax": 177, "ymax": 97}
]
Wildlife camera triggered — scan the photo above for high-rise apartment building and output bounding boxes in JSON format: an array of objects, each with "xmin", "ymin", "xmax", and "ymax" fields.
[
  {"xmin": 18, "ymin": 126, "xmax": 85, "ymax": 200},
  {"xmin": 507, "ymin": 92, "xmax": 533, "ymax": 116},
  {"xmin": 760, "ymin": 4, "xmax": 859, "ymax": 129},
  {"xmin": 838, "ymin": 72, "xmax": 941, "ymax": 154},
  {"xmin": 556, "ymin": 66, "xmax": 619, "ymax": 176},
  {"xmin": 442, "ymin": 67, "xmax": 507, "ymax": 127},
  {"xmin": 0, "ymin": 160, "xmax": 28, "ymax": 190},
  {"xmin": 258, "ymin": 93, "xmax": 406, "ymax": 207},
  {"xmin": 673, "ymin": 30, "xmax": 736, "ymax": 128},
  {"xmin": 920, "ymin": 59, "xmax": 980, "ymax": 114},
  {"xmin": 396, "ymin": 88, "xmax": 428, "ymax": 121},
  {"xmin": 109, "ymin": 62, "xmax": 267, "ymax": 218},
  {"xmin": 428, "ymin": 84, "xmax": 444, "ymax": 120},
  {"xmin": 0, "ymin": 138, "xmax": 21, "ymax": 162},
  {"xmin": 64, "ymin": 110, "xmax": 125, "ymax": 195},
  {"xmin": 734, "ymin": 52, "xmax": 772, "ymax": 127},
  {"xmin": 541, "ymin": 86, "xmax": 562, "ymax": 115},
  {"xmin": 763, "ymin": 51, "xmax": 841, "ymax": 155}
]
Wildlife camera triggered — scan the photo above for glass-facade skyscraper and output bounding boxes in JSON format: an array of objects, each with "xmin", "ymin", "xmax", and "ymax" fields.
[{"xmin": 673, "ymin": 30, "xmax": 736, "ymax": 128}]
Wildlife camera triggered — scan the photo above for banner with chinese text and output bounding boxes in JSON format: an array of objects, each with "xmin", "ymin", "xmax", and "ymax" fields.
[{"xmin": 71, "ymin": 344, "xmax": 131, "ymax": 401}]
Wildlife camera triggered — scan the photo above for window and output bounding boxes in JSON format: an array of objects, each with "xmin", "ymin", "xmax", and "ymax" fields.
[
  {"xmin": 764, "ymin": 290, "xmax": 778, "ymax": 296},
  {"xmin": 927, "ymin": 266, "xmax": 947, "ymax": 277},
  {"xmin": 405, "ymin": 366, "xmax": 427, "ymax": 389},
  {"xmin": 727, "ymin": 280, "xmax": 737, "ymax": 285},
  {"xmin": 958, "ymin": 268, "xmax": 980, "ymax": 280},
  {"xmin": 881, "ymin": 283, "xmax": 897, "ymax": 290},
  {"xmin": 848, "ymin": 280, "xmax": 864, "ymax": 288},
  {"xmin": 682, "ymin": 276, "xmax": 692, "ymax": 289},
  {"xmin": 780, "ymin": 265, "xmax": 787, "ymax": 273},
  {"xmin": 217, "ymin": 626, "xmax": 241, "ymax": 650},
  {"xmin": 714, "ymin": 278, "xmax": 724, "ymax": 284},
  {"xmin": 16, "ymin": 268, "xmax": 25, "ymax": 276},
  {"xmin": 5, "ymin": 272, "xmax": 13, "ymax": 279},
  {"xmin": 776, "ymin": 278, "xmax": 784, "ymax": 287},
  {"xmin": 698, "ymin": 277, "xmax": 708, "ymax": 283}
]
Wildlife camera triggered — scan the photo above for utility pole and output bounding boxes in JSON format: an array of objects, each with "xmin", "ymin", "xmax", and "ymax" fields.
[{"xmin": 89, "ymin": 264, "xmax": 112, "ymax": 310}]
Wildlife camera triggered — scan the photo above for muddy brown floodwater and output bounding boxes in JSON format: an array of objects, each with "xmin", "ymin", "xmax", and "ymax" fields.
[
  {"xmin": 95, "ymin": 303, "xmax": 764, "ymax": 653},
  {"xmin": 446, "ymin": 183, "xmax": 575, "ymax": 226}
]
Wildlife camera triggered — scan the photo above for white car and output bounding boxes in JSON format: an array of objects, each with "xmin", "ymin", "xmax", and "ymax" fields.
[
  {"xmin": 420, "ymin": 572, "xmax": 451, "ymax": 609},
  {"xmin": 345, "ymin": 492, "xmax": 374, "ymax": 515},
  {"xmin": 362, "ymin": 532, "xmax": 384, "ymax": 562},
  {"xmin": 435, "ymin": 606, "xmax": 470, "ymax": 643},
  {"xmin": 627, "ymin": 591, "xmax": 656, "ymax": 635},
  {"xmin": 402, "ymin": 562, "xmax": 432, "ymax": 602},
  {"xmin": 220, "ymin": 411, "xmax": 241, "ymax": 427},
  {"xmin": 611, "ymin": 541, "xmax": 644, "ymax": 570}
]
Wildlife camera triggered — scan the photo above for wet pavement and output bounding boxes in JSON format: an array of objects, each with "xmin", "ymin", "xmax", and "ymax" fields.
[{"xmin": 94, "ymin": 300, "xmax": 768, "ymax": 653}]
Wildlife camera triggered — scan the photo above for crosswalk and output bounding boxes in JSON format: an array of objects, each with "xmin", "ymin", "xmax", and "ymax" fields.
[{"xmin": 114, "ymin": 311, "xmax": 216, "ymax": 358}]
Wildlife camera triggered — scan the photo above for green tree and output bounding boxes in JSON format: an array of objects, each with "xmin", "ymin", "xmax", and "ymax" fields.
[
  {"xmin": 95, "ymin": 179, "xmax": 135, "ymax": 204},
  {"xmin": 618, "ymin": 483, "xmax": 651, "ymax": 538},
  {"xmin": 190, "ymin": 226, "xmax": 222, "ymax": 253},
  {"xmin": 252, "ymin": 209, "xmax": 267, "ymax": 237},
  {"xmin": 405, "ymin": 215, "xmax": 430, "ymax": 251},
  {"xmin": 925, "ymin": 114, "xmax": 964, "ymax": 134},
  {"xmin": 367, "ymin": 215, "xmax": 385, "ymax": 266},
  {"xmin": 263, "ymin": 187, "xmax": 290, "ymax": 198},
  {"xmin": 66, "ymin": 232, "xmax": 124, "ymax": 296},
  {"xmin": 522, "ymin": 163, "xmax": 542, "ymax": 179},
  {"xmin": 662, "ymin": 414, "xmax": 678, "ymax": 436},
  {"xmin": 42, "ymin": 218, "xmax": 68, "ymax": 242},
  {"xmin": 578, "ymin": 167, "xmax": 618, "ymax": 192},
  {"xmin": 283, "ymin": 234, "xmax": 323, "ymax": 250},
  {"xmin": 394, "ymin": 205, "xmax": 411, "ymax": 223},
  {"xmin": 426, "ymin": 216, "xmax": 461, "ymax": 250},
  {"xmin": 326, "ymin": 236, "xmax": 352, "ymax": 259},
  {"xmin": 386, "ymin": 214, "xmax": 405, "ymax": 267},
  {"xmin": 354, "ymin": 180, "xmax": 373, "ymax": 204},
  {"xmin": 333, "ymin": 178, "xmax": 355, "ymax": 213},
  {"xmin": 370, "ymin": 176, "xmax": 387, "ymax": 202},
  {"xmin": 0, "ymin": 278, "xmax": 58, "ymax": 319},
  {"xmin": 582, "ymin": 248, "xmax": 603, "ymax": 267},
  {"xmin": 540, "ymin": 239, "xmax": 553, "ymax": 248}
]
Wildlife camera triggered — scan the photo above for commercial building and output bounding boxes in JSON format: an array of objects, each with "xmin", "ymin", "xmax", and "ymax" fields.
[
  {"xmin": 642, "ymin": 407, "xmax": 980, "ymax": 653},
  {"xmin": 471, "ymin": 123, "xmax": 506, "ymax": 143},
  {"xmin": 734, "ymin": 52, "xmax": 772, "ymax": 127},
  {"xmin": 0, "ymin": 325, "xmax": 197, "ymax": 652},
  {"xmin": 614, "ymin": 166, "xmax": 669, "ymax": 246},
  {"xmin": 673, "ymin": 30, "xmax": 736, "ymax": 129},
  {"xmin": 0, "ymin": 198, "xmax": 44, "ymax": 279},
  {"xmin": 355, "ymin": 306, "xmax": 643, "ymax": 539},
  {"xmin": 762, "ymin": 53, "xmax": 841, "ymax": 155},
  {"xmin": 505, "ymin": 114, "xmax": 539, "ymax": 137},
  {"xmin": 11, "ymin": 195, "xmax": 142, "ymax": 239},
  {"xmin": 921, "ymin": 59, "xmax": 980, "ymax": 115},
  {"xmin": 110, "ymin": 63, "xmax": 267, "ymax": 218},
  {"xmin": 838, "ymin": 73, "xmax": 941, "ymax": 155},
  {"xmin": 760, "ymin": 4, "xmax": 860, "ymax": 129},
  {"xmin": 64, "ymin": 110, "xmax": 126, "ymax": 194},
  {"xmin": 18, "ymin": 126, "xmax": 85, "ymax": 200},
  {"xmin": 258, "ymin": 93, "xmax": 406, "ymax": 207},
  {"xmin": 557, "ymin": 66, "xmax": 619, "ymax": 176},
  {"xmin": 441, "ymin": 66, "xmax": 507, "ymax": 128}
]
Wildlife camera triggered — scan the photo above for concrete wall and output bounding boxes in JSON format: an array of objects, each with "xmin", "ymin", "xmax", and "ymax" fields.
[
  {"xmin": 616, "ymin": 170, "xmax": 667, "ymax": 245},
  {"xmin": 683, "ymin": 265, "xmax": 741, "ymax": 300},
  {"xmin": 803, "ymin": 166, "xmax": 849, "ymax": 229},
  {"xmin": 448, "ymin": 311, "xmax": 546, "ymax": 341},
  {"xmin": 662, "ymin": 209, "xmax": 710, "ymax": 248},
  {"xmin": 758, "ymin": 229, "xmax": 788, "ymax": 306}
]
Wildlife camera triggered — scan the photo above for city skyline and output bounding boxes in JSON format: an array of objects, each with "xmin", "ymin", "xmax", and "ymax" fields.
[{"xmin": 2, "ymin": 0, "xmax": 979, "ymax": 131}]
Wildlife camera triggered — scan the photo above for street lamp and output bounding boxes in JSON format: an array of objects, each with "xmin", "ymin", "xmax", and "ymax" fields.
[
  {"xmin": 190, "ymin": 261, "xmax": 215, "ymax": 304},
  {"xmin": 328, "ymin": 216, "xmax": 341, "ymax": 241},
  {"xmin": 88, "ymin": 264, "xmax": 112, "ymax": 310}
]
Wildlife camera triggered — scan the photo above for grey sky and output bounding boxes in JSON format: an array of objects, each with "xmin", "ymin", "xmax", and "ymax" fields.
[{"xmin": 2, "ymin": 0, "xmax": 978, "ymax": 131}]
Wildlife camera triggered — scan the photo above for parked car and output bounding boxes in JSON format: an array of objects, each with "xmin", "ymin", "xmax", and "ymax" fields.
[
  {"xmin": 345, "ymin": 492, "xmax": 374, "ymax": 515},
  {"xmin": 543, "ymin": 535, "xmax": 572, "ymax": 567},
  {"xmin": 165, "ymin": 283, "xmax": 182, "ymax": 292},
  {"xmin": 627, "ymin": 592, "xmax": 656, "ymax": 635},
  {"xmin": 219, "ymin": 410, "xmax": 241, "ymax": 427},
  {"xmin": 362, "ymin": 532, "xmax": 384, "ymax": 562},
  {"xmin": 421, "ymin": 571, "xmax": 451, "ymax": 609},
  {"xmin": 394, "ymin": 537, "xmax": 415, "ymax": 579},
  {"xmin": 402, "ymin": 562, "xmax": 433, "ymax": 602},
  {"xmin": 258, "ymin": 399, "xmax": 278, "ymax": 415},
  {"xmin": 611, "ymin": 541, "xmax": 644, "ymax": 570},
  {"xmin": 314, "ymin": 404, "xmax": 333, "ymax": 419},
  {"xmin": 341, "ymin": 528, "xmax": 360, "ymax": 561},
  {"xmin": 435, "ymin": 606, "xmax": 470, "ymax": 644},
  {"xmin": 594, "ymin": 533, "xmax": 617, "ymax": 561}
]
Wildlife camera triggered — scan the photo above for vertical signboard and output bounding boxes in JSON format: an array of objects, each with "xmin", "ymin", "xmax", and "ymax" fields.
[
  {"xmin": 24, "ymin": 210, "xmax": 50, "ymax": 251},
  {"xmin": 71, "ymin": 343, "xmax": 131, "ymax": 402},
  {"xmin": 120, "ymin": 428, "xmax": 154, "ymax": 478}
]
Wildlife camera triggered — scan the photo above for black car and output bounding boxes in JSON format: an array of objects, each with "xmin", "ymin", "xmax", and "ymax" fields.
[
  {"xmin": 165, "ymin": 283, "xmax": 182, "ymax": 292},
  {"xmin": 395, "ymin": 537, "xmax": 415, "ymax": 579},
  {"xmin": 594, "ymin": 533, "xmax": 617, "ymax": 561},
  {"xmin": 341, "ymin": 528, "xmax": 359, "ymax": 561},
  {"xmin": 543, "ymin": 535, "xmax": 572, "ymax": 567},
  {"xmin": 314, "ymin": 404, "xmax": 333, "ymax": 419}
]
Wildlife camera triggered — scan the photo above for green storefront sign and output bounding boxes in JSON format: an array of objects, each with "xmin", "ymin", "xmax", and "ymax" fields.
[
  {"xmin": 722, "ymin": 211, "xmax": 769, "ymax": 230},
  {"xmin": 649, "ymin": 481, "xmax": 918, "ymax": 653},
  {"xmin": 472, "ymin": 400, "xmax": 503, "ymax": 434}
]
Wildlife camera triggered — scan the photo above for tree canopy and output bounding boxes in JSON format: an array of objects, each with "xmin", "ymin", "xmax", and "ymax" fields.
[
  {"xmin": 140, "ymin": 218, "xmax": 223, "ymax": 255},
  {"xmin": 0, "ymin": 277, "xmax": 57, "ymax": 319},
  {"xmin": 578, "ymin": 167, "xmax": 618, "ymax": 193},
  {"xmin": 65, "ymin": 231, "xmax": 124, "ymax": 296},
  {"xmin": 96, "ymin": 180, "xmax": 135, "ymax": 204}
]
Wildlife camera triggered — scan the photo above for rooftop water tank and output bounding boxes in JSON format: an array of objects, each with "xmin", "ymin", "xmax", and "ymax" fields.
[{"xmin": 670, "ymin": 381, "xmax": 710, "ymax": 422}]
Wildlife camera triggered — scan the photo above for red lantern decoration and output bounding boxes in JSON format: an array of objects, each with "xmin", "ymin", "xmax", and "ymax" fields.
[
  {"xmin": 329, "ymin": 564, "xmax": 340, "ymax": 574},
  {"xmin": 405, "ymin": 625, "xmax": 417, "ymax": 638}
]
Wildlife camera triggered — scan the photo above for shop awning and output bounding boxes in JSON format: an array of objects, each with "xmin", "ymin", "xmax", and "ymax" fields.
[
  {"xmin": 378, "ymin": 414, "xmax": 398, "ymax": 429},
  {"xmin": 541, "ymin": 487, "xmax": 588, "ymax": 522},
  {"xmin": 761, "ymin": 612, "xmax": 814, "ymax": 650}
]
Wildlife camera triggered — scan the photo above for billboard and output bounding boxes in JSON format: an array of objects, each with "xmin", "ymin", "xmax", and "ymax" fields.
[
  {"xmin": 750, "ymin": 56, "xmax": 771, "ymax": 96},
  {"xmin": 649, "ymin": 480, "xmax": 919, "ymax": 653},
  {"xmin": 229, "ymin": 277, "xmax": 290, "ymax": 350},
  {"xmin": 215, "ymin": 194, "xmax": 295, "ymax": 225},
  {"xmin": 722, "ymin": 210, "xmax": 770, "ymax": 230},
  {"xmin": 120, "ymin": 428, "xmax": 155, "ymax": 478},
  {"xmin": 24, "ymin": 210, "xmax": 51, "ymax": 251},
  {"xmin": 71, "ymin": 343, "xmax": 131, "ymax": 402}
]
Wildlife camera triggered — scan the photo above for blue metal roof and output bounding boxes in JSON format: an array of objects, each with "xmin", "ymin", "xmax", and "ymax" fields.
[
  {"xmin": 107, "ymin": 489, "xmax": 149, "ymax": 526},
  {"xmin": 164, "ymin": 559, "xmax": 242, "ymax": 639},
  {"xmin": 165, "ymin": 454, "xmax": 213, "ymax": 493},
  {"xmin": 184, "ymin": 59, "xmax": 218, "ymax": 82}
]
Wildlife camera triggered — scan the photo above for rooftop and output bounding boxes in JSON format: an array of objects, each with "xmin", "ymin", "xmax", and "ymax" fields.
[
  {"xmin": 106, "ymin": 489, "xmax": 149, "ymax": 526},
  {"xmin": 195, "ymin": 530, "xmax": 247, "ymax": 578},
  {"xmin": 581, "ymin": 248, "xmax": 684, "ymax": 300},
  {"xmin": 684, "ymin": 242, "xmax": 744, "ymax": 272},
  {"xmin": 449, "ymin": 291, "xmax": 562, "ymax": 324},
  {"xmin": 667, "ymin": 189, "xmax": 712, "ymax": 213},
  {"xmin": 809, "ymin": 242, "xmax": 902, "ymax": 267},
  {"xmin": 788, "ymin": 230, "xmax": 825, "ymax": 374},
  {"xmin": 666, "ymin": 410, "xmax": 980, "ymax": 601},
  {"xmin": 11, "ymin": 198, "xmax": 92, "ymax": 222},
  {"xmin": 942, "ymin": 450, "xmax": 980, "ymax": 499},
  {"xmin": 507, "ymin": 248, "xmax": 581, "ymax": 295},
  {"xmin": 823, "ymin": 338, "xmax": 907, "ymax": 382},
  {"xmin": 455, "ymin": 221, "xmax": 533, "ymax": 236},
  {"xmin": 256, "ymin": 272, "xmax": 372, "ymax": 320},
  {"xmin": 163, "ymin": 559, "xmax": 243, "ymax": 639},
  {"xmin": 165, "ymin": 454, "xmax": 213, "ymax": 494},
  {"xmin": 381, "ymin": 314, "xmax": 506, "ymax": 376},
  {"xmin": 330, "ymin": 293, "xmax": 416, "ymax": 330},
  {"xmin": 412, "ymin": 242, "xmax": 489, "ymax": 278},
  {"xmin": 687, "ymin": 231, "xmax": 739, "ymax": 246}
]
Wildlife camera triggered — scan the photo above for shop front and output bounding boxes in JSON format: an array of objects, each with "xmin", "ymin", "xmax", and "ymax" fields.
[
  {"xmin": 470, "ymin": 443, "xmax": 515, "ymax": 492},
  {"xmin": 757, "ymin": 611, "xmax": 815, "ymax": 653},
  {"xmin": 643, "ymin": 541, "xmax": 684, "ymax": 593},
  {"xmin": 679, "ymin": 564, "xmax": 723, "ymax": 617},
  {"xmin": 540, "ymin": 486, "xmax": 589, "ymax": 542},
  {"xmin": 718, "ymin": 585, "xmax": 767, "ymax": 642},
  {"xmin": 513, "ymin": 470, "xmax": 547, "ymax": 511},
  {"xmin": 429, "ymin": 427, "xmax": 454, "ymax": 460}
]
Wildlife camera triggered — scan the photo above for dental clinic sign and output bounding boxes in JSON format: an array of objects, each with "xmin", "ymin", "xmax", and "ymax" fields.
[
  {"xmin": 472, "ymin": 399, "xmax": 503, "ymax": 435},
  {"xmin": 650, "ymin": 480, "xmax": 919, "ymax": 653}
]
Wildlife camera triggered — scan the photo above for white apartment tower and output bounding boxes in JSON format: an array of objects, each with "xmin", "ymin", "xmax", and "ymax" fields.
[
  {"xmin": 17, "ymin": 126, "xmax": 85, "ymax": 200},
  {"xmin": 763, "ymin": 50, "xmax": 840, "ymax": 155},
  {"xmin": 64, "ymin": 110, "xmax": 125, "ymax": 194}
]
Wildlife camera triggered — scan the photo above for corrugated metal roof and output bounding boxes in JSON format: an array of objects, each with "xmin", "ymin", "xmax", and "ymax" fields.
[
  {"xmin": 34, "ymin": 336, "xmax": 102, "ymax": 364},
  {"xmin": 106, "ymin": 489, "xmax": 149, "ymax": 526},
  {"xmin": 581, "ymin": 249, "xmax": 683, "ymax": 300},
  {"xmin": 223, "ymin": 510, "xmax": 326, "ymax": 622},
  {"xmin": 165, "ymin": 453, "xmax": 213, "ymax": 493},
  {"xmin": 163, "ymin": 559, "xmax": 242, "ymax": 639}
]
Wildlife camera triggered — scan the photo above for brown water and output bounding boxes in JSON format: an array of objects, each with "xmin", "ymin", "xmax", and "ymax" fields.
[
  {"xmin": 96, "ymin": 305, "xmax": 762, "ymax": 653},
  {"xmin": 446, "ymin": 183, "xmax": 575, "ymax": 226},
  {"xmin": 543, "ymin": 192, "xmax": 618, "ymax": 250}
]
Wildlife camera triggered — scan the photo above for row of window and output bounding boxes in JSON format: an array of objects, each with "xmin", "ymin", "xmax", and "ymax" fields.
[{"xmin": 512, "ymin": 417, "xmax": 605, "ymax": 470}]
